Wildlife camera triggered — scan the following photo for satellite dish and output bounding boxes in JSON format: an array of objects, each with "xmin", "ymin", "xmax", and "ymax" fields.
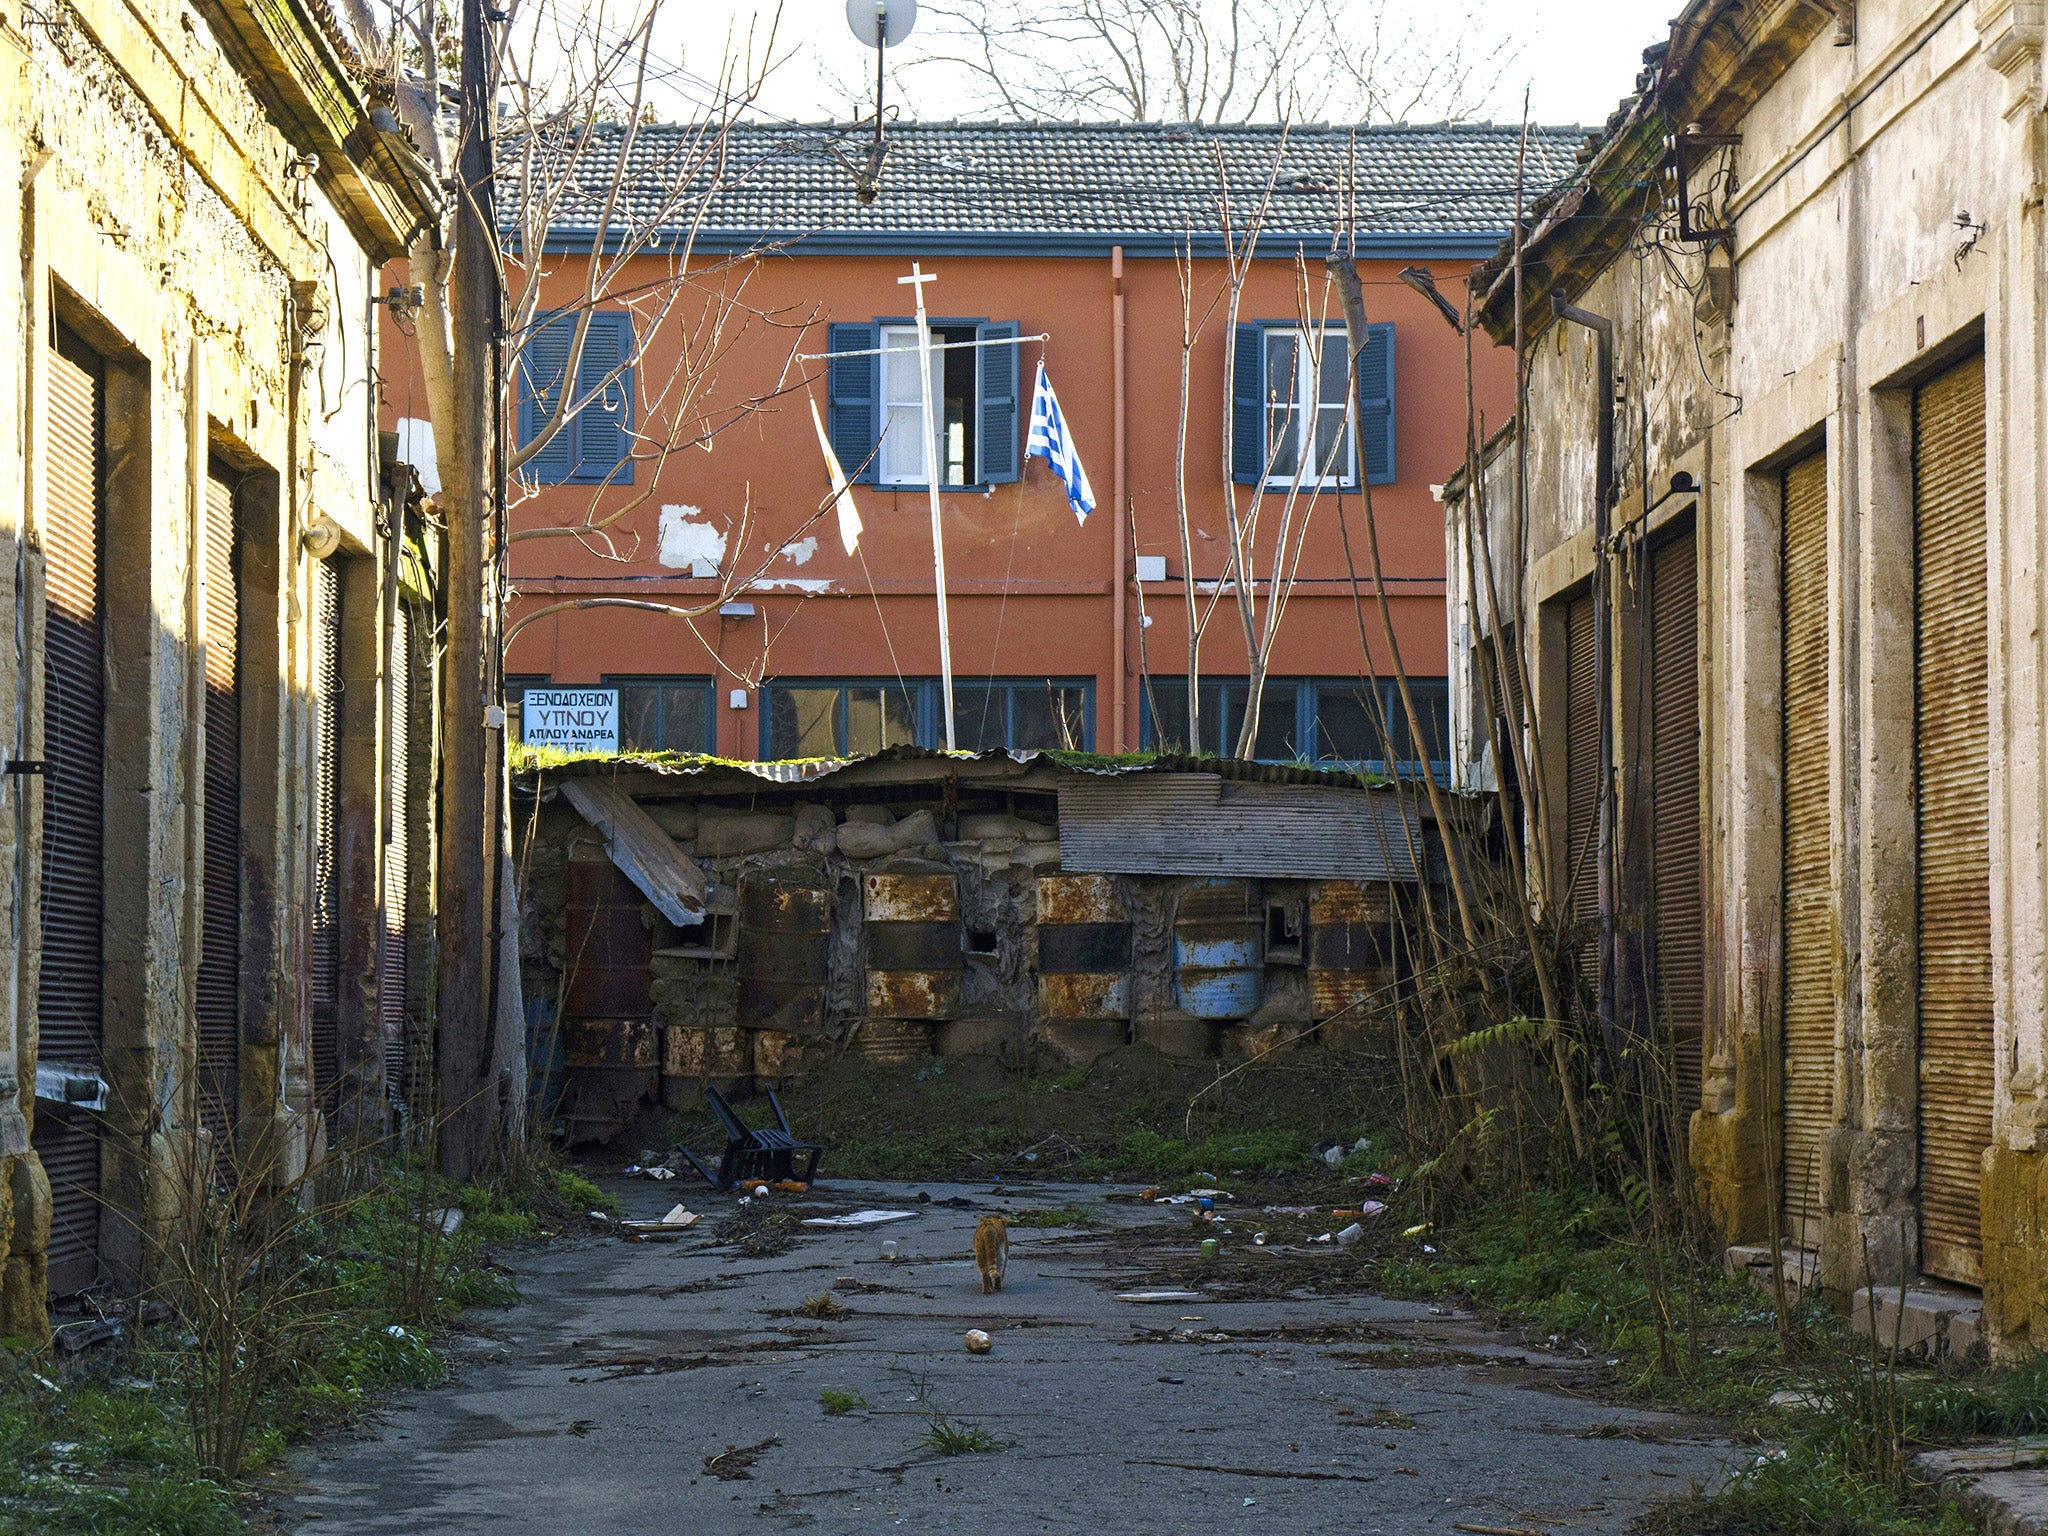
[{"xmin": 846, "ymin": 0, "xmax": 915, "ymax": 48}]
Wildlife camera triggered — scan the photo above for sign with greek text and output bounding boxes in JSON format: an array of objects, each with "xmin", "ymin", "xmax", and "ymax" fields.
[{"xmin": 523, "ymin": 688, "xmax": 618, "ymax": 752}]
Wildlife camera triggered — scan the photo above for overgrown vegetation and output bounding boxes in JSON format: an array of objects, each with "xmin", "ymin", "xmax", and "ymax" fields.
[{"xmin": 0, "ymin": 1114, "xmax": 580, "ymax": 1534}]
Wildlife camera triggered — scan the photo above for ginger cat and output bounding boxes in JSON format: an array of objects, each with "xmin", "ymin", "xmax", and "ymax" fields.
[{"xmin": 973, "ymin": 1215, "xmax": 1009, "ymax": 1293}]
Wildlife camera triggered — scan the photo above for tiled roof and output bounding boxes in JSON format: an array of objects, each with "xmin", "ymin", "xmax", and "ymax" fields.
[{"xmin": 520, "ymin": 119, "xmax": 1584, "ymax": 252}]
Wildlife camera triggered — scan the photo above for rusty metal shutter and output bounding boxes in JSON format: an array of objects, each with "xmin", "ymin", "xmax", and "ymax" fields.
[
  {"xmin": 36, "ymin": 325, "xmax": 105, "ymax": 1295},
  {"xmin": 380, "ymin": 603, "xmax": 410, "ymax": 1106},
  {"xmin": 197, "ymin": 465, "xmax": 241, "ymax": 1137},
  {"xmin": 1649, "ymin": 525, "xmax": 1703, "ymax": 1116},
  {"xmin": 1914, "ymin": 351, "xmax": 1990, "ymax": 1287},
  {"xmin": 1780, "ymin": 446, "xmax": 1831, "ymax": 1245},
  {"xmin": 1563, "ymin": 590, "xmax": 1599, "ymax": 982},
  {"xmin": 309, "ymin": 557, "xmax": 342, "ymax": 1127}
]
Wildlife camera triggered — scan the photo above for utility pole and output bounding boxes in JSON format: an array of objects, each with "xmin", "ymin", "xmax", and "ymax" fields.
[
  {"xmin": 439, "ymin": 0, "xmax": 499, "ymax": 1181},
  {"xmin": 898, "ymin": 263, "xmax": 957, "ymax": 750}
]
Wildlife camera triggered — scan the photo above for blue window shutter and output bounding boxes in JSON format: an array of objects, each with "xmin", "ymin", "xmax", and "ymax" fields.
[
  {"xmin": 827, "ymin": 322, "xmax": 879, "ymax": 485},
  {"xmin": 517, "ymin": 311, "xmax": 575, "ymax": 485},
  {"xmin": 573, "ymin": 312, "xmax": 635, "ymax": 485},
  {"xmin": 977, "ymin": 321, "xmax": 1020, "ymax": 484},
  {"xmin": 1231, "ymin": 322, "xmax": 1264, "ymax": 486},
  {"xmin": 1360, "ymin": 321, "xmax": 1395, "ymax": 486}
]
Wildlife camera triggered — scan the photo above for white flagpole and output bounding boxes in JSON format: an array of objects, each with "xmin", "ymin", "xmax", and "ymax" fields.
[{"xmin": 899, "ymin": 262, "xmax": 956, "ymax": 750}]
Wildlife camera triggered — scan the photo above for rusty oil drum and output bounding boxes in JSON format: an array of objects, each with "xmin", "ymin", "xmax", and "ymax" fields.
[
  {"xmin": 862, "ymin": 870, "xmax": 961, "ymax": 1019},
  {"xmin": 736, "ymin": 869, "xmax": 831, "ymax": 1033},
  {"xmin": 1173, "ymin": 878, "xmax": 1262, "ymax": 1020},
  {"xmin": 1307, "ymin": 879, "xmax": 1400, "ymax": 1021},
  {"xmin": 564, "ymin": 854, "xmax": 656, "ymax": 1018},
  {"xmin": 1035, "ymin": 873, "xmax": 1132, "ymax": 1020}
]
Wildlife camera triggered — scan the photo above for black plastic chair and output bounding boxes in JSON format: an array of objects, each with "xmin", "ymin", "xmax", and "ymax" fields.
[{"xmin": 678, "ymin": 1085, "xmax": 823, "ymax": 1190}]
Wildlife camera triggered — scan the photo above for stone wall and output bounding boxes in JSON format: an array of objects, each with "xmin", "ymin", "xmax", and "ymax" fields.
[
  {"xmin": 0, "ymin": 0, "xmax": 421, "ymax": 1327},
  {"xmin": 1447, "ymin": 0, "xmax": 2048, "ymax": 1345}
]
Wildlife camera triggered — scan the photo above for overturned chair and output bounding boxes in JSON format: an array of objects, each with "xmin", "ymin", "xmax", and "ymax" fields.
[{"xmin": 678, "ymin": 1084, "xmax": 824, "ymax": 1191}]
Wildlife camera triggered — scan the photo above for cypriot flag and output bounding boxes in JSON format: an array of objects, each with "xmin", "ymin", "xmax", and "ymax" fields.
[{"xmin": 810, "ymin": 396, "xmax": 865, "ymax": 555}]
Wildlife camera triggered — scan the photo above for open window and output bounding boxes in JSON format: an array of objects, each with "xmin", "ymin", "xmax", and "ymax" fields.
[{"xmin": 826, "ymin": 319, "xmax": 1020, "ymax": 488}]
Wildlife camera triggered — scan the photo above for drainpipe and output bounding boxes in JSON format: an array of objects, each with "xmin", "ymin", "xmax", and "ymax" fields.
[
  {"xmin": 1549, "ymin": 290, "xmax": 1617, "ymax": 1051},
  {"xmin": 1111, "ymin": 246, "xmax": 1128, "ymax": 751}
]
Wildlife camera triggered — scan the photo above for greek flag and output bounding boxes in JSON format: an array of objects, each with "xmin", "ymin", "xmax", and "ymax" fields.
[{"xmin": 1026, "ymin": 361, "xmax": 1096, "ymax": 525}]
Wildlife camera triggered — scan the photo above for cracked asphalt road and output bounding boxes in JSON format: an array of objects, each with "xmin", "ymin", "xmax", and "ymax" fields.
[{"xmin": 280, "ymin": 1179, "xmax": 1730, "ymax": 1534}]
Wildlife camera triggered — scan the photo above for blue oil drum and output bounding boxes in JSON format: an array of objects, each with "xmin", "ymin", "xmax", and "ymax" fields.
[{"xmin": 1173, "ymin": 878, "xmax": 1263, "ymax": 1019}]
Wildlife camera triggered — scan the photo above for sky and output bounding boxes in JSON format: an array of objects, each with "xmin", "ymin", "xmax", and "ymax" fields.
[{"xmin": 651, "ymin": 0, "xmax": 1671, "ymax": 130}]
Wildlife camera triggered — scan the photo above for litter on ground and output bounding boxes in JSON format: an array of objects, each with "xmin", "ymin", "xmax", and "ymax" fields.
[{"xmin": 799, "ymin": 1209, "xmax": 921, "ymax": 1229}]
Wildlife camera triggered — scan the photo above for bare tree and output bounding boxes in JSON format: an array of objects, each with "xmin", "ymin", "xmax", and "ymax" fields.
[
  {"xmin": 908, "ymin": 0, "xmax": 1509, "ymax": 125},
  {"xmin": 373, "ymin": 0, "xmax": 833, "ymax": 1175}
]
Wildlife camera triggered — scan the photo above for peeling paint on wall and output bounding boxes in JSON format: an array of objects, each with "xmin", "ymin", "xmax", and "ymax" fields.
[
  {"xmin": 779, "ymin": 535, "xmax": 818, "ymax": 566},
  {"xmin": 657, "ymin": 505, "xmax": 726, "ymax": 575}
]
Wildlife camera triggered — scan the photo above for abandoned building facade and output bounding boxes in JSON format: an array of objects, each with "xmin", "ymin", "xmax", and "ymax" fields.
[
  {"xmin": 491, "ymin": 121, "xmax": 1579, "ymax": 768},
  {"xmin": 0, "ymin": 0, "xmax": 436, "ymax": 1327},
  {"xmin": 1445, "ymin": 0, "xmax": 2046, "ymax": 1350}
]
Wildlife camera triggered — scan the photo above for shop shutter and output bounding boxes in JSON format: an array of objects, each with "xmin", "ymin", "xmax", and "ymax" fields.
[
  {"xmin": 1649, "ymin": 526, "xmax": 1703, "ymax": 1116},
  {"xmin": 380, "ymin": 605, "xmax": 410, "ymax": 1106},
  {"xmin": 36, "ymin": 325, "xmax": 106, "ymax": 1295},
  {"xmin": 309, "ymin": 558, "xmax": 342, "ymax": 1129},
  {"xmin": 1563, "ymin": 590, "xmax": 1600, "ymax": 987},
  {"xmin": 1780, "ymin": 446, "xmax": 1831, "ymax": 1245},
  {"xmin": 196, "ymin": 465, "xmax": 241, "ymax": 1139},
  {"xmin": 1913, "ymin": 351, "xmax": 1990, "ymax": 1287}
]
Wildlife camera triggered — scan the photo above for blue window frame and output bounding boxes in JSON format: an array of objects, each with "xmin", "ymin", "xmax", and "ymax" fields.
[
  {"xmin": 505, "ymin": 674, "xmax": 549, "ymax": 744},
  {"xmin": 824, "ymin": 318, "xmax": 1021, "ymax": 489},
  {"xmin": 761, "ymin": 678, "xmax": 1093, "ymax": 758},
  {"xmin": 515, "ymin": 310, "xmax": 635, "ymax": 485},
  {"xmin": 608, "ymin": 676, "xmax": 715, "ymax": 754},
  {"xmin": 1231, "ymin": 320, "xmax": 1393, "ymax": 489},
  {"xmin": 953, "ymin": 679, "xmax": 1091, "ymax": 752},
  {"xmin": 1140, "ymin": 676, "xmax": 1446, "ymax": 776}
]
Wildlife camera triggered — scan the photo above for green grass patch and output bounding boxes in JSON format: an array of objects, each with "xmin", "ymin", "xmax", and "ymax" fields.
[
  {"xmin": 819, "ymin": 1389, "xmax": 868, "ymax": 1416},
  {"xmin": 1004, "ymin": 1206, "xmax": 1099, "ymax": 1229},
  {"xmin": 0, "ymin": 1147, "xmax": 564, "ymax": 1533}
]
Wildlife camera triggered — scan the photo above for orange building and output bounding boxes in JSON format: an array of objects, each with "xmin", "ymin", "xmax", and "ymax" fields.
[{"xmin": 458, "ymin": 122, "xmax": 1577, "ymax": 763}]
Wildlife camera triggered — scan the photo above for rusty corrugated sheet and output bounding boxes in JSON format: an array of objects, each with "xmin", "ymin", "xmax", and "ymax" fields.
[
  {"xmin": 1056, "ymin": 775, "xmax": 1419, "ymax": 881},
  {"xmin": 852, "ymin": 1018, "xmax": 936, "ymax": 1063},
  {"xmin": 1780, "ymin": 446, "xmax": 1830, "ymax": 1249},
  {"xmin": 1914, "ymin": 350, "xmax": 1991, "ymax": 1288},
  {"xmin": 559, "ymin": 777, "xmax": 707, "ymax": 926}
]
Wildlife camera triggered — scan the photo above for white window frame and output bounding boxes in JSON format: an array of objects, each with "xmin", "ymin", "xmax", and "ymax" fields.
[
  {"xmin": 1263, "ymin": 326, "xmax": 1357, "ymax": 491},
  {"xmin": 879, "ymin": 324, "xmax": 936, "ymax": 487}
]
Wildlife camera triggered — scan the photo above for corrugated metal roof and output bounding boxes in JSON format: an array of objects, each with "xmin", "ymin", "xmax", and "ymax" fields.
[
  {"xmin": 516, "ymin": 743, "xmax": 1427, "ymax": 798},
  {"xmin": 1056, "ymin": 774, "xmax": 1420, "ymax": 882}
]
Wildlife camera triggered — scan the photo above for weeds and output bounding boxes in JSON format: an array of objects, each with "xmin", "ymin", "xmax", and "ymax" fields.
[
  {"xmin": 819, "ymin": 1388, "xmax": 868, "ymax": 1415},
  {"xmin": 797, "ymin": 1292, "xmax": 845, "ymax": 1320},
  {"xmin": 910, "ymin": 1374, "xmax": 1003, "ymax": 1457}
]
